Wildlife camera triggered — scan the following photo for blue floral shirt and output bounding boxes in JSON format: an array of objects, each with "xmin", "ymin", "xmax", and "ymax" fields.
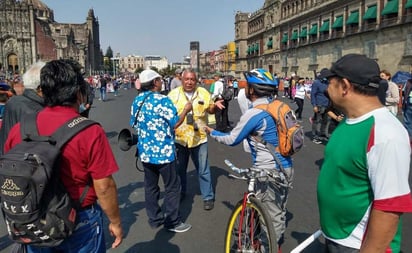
[{"xmin": 129, "ymin": 91, "xmax": 179, "ymax": 164}]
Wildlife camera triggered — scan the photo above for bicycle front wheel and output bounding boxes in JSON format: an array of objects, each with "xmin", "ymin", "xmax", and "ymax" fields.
[{"xmin": 224, "ymin": 196, "xmax": 277, "ymax": 253}]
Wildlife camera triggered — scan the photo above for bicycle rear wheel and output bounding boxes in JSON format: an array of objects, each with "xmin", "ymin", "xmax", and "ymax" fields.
[{"xmin": 224, "ymin": 196, "xmax": 277, "ymax": 253}]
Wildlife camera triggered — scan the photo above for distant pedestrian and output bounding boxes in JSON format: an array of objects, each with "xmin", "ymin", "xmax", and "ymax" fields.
[
  {"xmin": 170, "ymin": 68, "xmax": 182, "ymax": 90},
  {"xmin": 380, "ymin": 70, "xmax": 400, "ymax": 115},
  {"xmin": 99, "ymin": 75, "xmax": 107, "ymax": 101},
  {"xmin": 311, "ymin": 69, "xmax": 330, "ymax": 144},
  {"xmin": 294, "ymin": 77, "xmax": 308, "ymax": 120}
]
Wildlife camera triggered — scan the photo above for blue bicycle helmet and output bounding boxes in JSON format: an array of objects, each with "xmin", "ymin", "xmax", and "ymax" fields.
[
  {"xmin": 244, "ymin": 68, "xmax": 277, "ymax": 86},
  {"xmin": 243, "ymin": 68, "xmax": 278, "ymax": 96}
]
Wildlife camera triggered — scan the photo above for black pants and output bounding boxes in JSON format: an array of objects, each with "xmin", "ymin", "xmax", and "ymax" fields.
[
  {"xmin": 142, "ymin": 161, "xmax": 181, "ymax": 228},
  {"xmin": 294, "ymin": 98, "xmax": 304, "ymax": 119},
  {"xmin": 215, "ymin": 100, "xmax": 229, "ymax": 131},
  {"xmin": 324, "ymin": 239, "xmax": 359, "ymax": 253}
]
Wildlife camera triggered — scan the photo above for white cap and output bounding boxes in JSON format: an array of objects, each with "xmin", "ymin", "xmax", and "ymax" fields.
[{"xmin": 139, "ymin": 69, "xmax": 162, "ymax": 84}]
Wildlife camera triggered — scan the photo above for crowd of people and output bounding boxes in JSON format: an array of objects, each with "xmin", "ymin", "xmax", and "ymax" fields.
[{"xmin": 0, "ymin": 54, "xmax": 412, "ymax": 253}]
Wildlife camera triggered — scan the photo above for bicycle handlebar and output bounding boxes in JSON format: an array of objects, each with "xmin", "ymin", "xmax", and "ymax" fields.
[{"xmin": 224, "ymin": 159, "xmax": 249, "ymax": 174}]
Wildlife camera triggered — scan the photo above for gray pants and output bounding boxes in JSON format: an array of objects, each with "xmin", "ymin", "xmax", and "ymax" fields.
[
  {"xmin": 257, "ymin": 168, "xmax": 294, "ymax": 244},
  {"xmin": 312, "ymin": 106, "xmax": 329, "ymax": 137}
]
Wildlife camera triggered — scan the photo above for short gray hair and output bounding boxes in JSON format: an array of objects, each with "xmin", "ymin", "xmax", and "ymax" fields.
[{"xmin": 22, "ymin": 61, "xmax": 46, "ymax": 90}]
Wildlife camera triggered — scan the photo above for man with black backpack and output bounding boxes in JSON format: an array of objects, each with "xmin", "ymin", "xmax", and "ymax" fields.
[
  {"xmin": 205, "ymin": 68, "xmax": 297, "ymax": 253},
  {"xmin": 2, "ymin": 59, "xmax": 123, "ymax": 252}
]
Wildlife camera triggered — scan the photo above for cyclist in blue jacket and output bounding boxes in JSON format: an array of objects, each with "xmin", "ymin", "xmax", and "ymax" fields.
[{"xmin": 205, "ymin": 68, "xmax": 293, "ymax": 252}]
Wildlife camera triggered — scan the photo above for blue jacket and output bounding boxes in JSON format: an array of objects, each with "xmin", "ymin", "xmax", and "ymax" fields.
[{"xmin": 311, "ymin": 79, "xmax": 329, "ymax": 107}]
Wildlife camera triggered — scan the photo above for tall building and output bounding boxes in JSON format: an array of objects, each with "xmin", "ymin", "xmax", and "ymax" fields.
[
  {"xmin": 0, "ymin": 0, "xmax": 101, "ymax": 77},
  {"xmin": 235, "ymin": 0, "xmax": 412, "ymax": 78}
]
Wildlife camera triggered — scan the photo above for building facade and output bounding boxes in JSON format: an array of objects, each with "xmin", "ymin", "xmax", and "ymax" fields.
[
  {"xmin": 0, "ymin": 0, "xmax": 101, "ymax": 77},
  {"xmin": 234, "ymin": 0, "xmax": 412, "ymax": 78}
]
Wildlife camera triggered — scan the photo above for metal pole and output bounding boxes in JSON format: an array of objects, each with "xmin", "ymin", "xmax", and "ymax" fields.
[{"xmin": 290, "ymin": 230, "xmax": 322, "ymax": 253}]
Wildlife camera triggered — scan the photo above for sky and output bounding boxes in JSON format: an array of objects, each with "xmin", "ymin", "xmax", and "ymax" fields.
[{"xmin": 41, "ymin": 0, "xmax": 264, "ymax": 63}]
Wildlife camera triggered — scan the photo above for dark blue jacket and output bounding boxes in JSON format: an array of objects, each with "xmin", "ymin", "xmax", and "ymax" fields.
[{"xmin": 311, "ymin": 79, "xmax": 329, "ymax": 107}]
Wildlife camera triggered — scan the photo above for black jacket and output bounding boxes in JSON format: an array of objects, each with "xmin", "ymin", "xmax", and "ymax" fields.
[{"xmin": 0, "ymin": 89, "xmax": 44, "ymax": 155}]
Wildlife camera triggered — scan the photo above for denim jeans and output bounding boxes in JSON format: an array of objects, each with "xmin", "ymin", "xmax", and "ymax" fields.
[
  {"xmin": 100, "ymin": 87, "xmax": 106, "ymax": 101},
  {"xmin": 27, "ymin": 204, "xmax": 105, "ymax": 253},
  {"xmin": 175, "ymin": 142, "xmax": 214, "ymax": 201},
  {"xmin": 142, "ymin": 161, "xmax": 181, "ymax": 228}
]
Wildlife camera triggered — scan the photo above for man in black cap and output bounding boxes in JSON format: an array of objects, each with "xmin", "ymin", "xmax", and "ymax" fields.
[
  {"xmin": 317, "ymin": 54, "xmax": 412, "ymax": 252},
  {"xmin": 310, "ymin": 68, "xmax": 330, "ymax": 144}
]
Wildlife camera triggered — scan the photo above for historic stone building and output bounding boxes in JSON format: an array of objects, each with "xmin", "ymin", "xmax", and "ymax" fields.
[
  {"xmin": 235, "ymin": 0, "xmax": 412, "ymax": 78},
  {"xmin": 0, "ymin": 0, "xmax": 101, "ymax": 77}
]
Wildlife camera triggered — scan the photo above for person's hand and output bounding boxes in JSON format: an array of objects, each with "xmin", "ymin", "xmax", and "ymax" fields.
[
  {"xmin": 109, "ymin": 222, "xmax": 123, "ymax": 248},
  {"xmin": 184, "ymin": 102, "xmax": 192, "ymax": 113},
  {"xmin": 214, "ymin": 99, "xmax": 225, "ymax": 110},
  {"xmin": 313, "ymin": 106, "xmax": 319, "ymax": 113},
  {"xmin": 335, "ymin": 114, "xmax": 344, "ymax": 122},
  {"xmin": 204, "ymin": 126, "xmax": 214, "ymax": 134}
]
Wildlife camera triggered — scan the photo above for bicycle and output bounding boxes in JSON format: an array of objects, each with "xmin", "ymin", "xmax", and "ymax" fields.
[
  {"xmin": 224, "ymin": 159, "xmax": 323, "ymax": 253},
  {"xmin": 224, "ymin": 159, "xmax": 279, "ymax": 253}
]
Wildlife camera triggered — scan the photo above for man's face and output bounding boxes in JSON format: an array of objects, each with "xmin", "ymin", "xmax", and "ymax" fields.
[
  {"xmin": 327, "ymin": 77, "xmax": 343, "ymax": 107},
  {"xmin": 182, "ymin": 72, "xmax": 197, "ymax": 92}
]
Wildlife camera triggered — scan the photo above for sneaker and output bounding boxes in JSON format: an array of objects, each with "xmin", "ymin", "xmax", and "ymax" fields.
[
  {"xmin": 204, "ymin": 200, "xmax": 214, "ymax": 210},
  {"xmin": 309, "ymin": 116, "xmax": 313, "ymax": 124},
  {"xmin": 319, "ymin": 135, "xmax": 329, "ymax": 142},
  {"xmin": 312, "ymin": 137, "xmax": 322, "ymax": 144},
  {"xmin": 167, "ymin": 222, "xmax": 192, "ymax": 233}
]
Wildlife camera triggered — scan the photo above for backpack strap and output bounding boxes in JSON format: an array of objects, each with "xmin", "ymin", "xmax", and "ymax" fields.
[
  {"xmin": 21, "ymin": 112, "xmax": 98, "ymax": 206},
  {"xmin": 52, "ymin": 116, "xmax": 97, "ymax": 206},
  {"xmin": 20, "ymin": 112, "xmax": 49, "ymax": 142}
]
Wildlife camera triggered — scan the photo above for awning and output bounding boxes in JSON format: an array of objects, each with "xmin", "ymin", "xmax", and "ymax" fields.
[
  {"xmin": 281, "ymin": 33, "xmax": 288, "ymax": 43},
  {"xmin": 346, "ymin": 10, "xmax": 359, "ymax": 25},
  {"xmin": 382, "ymin": 0, "xmax": 399, "ymax": 15},
  {"xmin": 308, "ymin": 24, "xmax": 318, "ymax": 35},
  {"xmin": 363, "ymin": 5, "xmax": 377, "ymax": 20},
  {"xmin": 254, "ymin": 44, "xmax": 259, "ymax": 52},
  {"xmin": 319, "ymin": 20, "xmax": 330, "ymax": 32},
  {"xmin": 299, "ymin": 27, "xmax": 307, "ymax": 38},
  {"xmin": 406, "ymin": 0, "xmax": 412, "ymax": 8},
  {"xmin": 266, "ymin": 38, "xmax": 273, "ymax": 47},
  {"xmin": 332, "ymin": 16, "xmax": 343, "ymax": 28},
  {"xmin": 291, "ymin": 30, "xmax": 299, "ymax": 40}
]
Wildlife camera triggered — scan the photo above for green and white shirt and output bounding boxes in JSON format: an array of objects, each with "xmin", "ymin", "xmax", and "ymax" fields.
[{"xmin": 318, "ymin": 107, "xmax": 412, "ymax": 251}]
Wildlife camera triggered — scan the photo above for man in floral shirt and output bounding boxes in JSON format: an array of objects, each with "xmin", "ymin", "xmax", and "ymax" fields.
[{"xmin": 130, "ymin": 69, "xmax": 192, "ymax": 233}]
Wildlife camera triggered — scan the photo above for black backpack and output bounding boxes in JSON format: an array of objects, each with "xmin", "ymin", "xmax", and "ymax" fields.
[
  {"xmin": 221, "ymin": 84, "xmax": 234, "ymax": 101},
  {"xmin": 0, "ymin": 113, "xmax": 97, "ymax": 247}
]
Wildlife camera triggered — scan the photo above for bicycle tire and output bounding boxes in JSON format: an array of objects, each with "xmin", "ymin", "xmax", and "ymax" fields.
[
  {"xmin": 224, "ymin": 196, "xmax": 277, "ymax": 253},
  {"xmin": 135, "ymin": 157, "xmax": 144, "ymax": 172}
]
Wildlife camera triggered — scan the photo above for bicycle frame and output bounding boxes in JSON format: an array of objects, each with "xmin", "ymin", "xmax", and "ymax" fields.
[{"xmin": 224, "ymin": 159, "xmax": 322, "ymax": 253}]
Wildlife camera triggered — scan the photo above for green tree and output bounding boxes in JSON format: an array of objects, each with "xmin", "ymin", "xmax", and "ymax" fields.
[{"xmin": 103, "ymin": 46, "xmax": 114, "ymax": 74}]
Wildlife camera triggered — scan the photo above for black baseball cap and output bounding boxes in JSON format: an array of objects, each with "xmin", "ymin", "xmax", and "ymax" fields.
[{"xmin": 321, "ymin": 54, "xmax": 381, "ymax": 88}]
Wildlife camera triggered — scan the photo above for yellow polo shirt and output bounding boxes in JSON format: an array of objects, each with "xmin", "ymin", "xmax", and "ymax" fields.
[{"xmin": 168, "ymin": 86, "xmax": 213, "ymax": 148}]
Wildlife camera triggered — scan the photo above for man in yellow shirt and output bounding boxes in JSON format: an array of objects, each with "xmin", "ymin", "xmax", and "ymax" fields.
[{"xmin": 168, "ymin": 68, "xmax": 223, "ymax": 210}]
